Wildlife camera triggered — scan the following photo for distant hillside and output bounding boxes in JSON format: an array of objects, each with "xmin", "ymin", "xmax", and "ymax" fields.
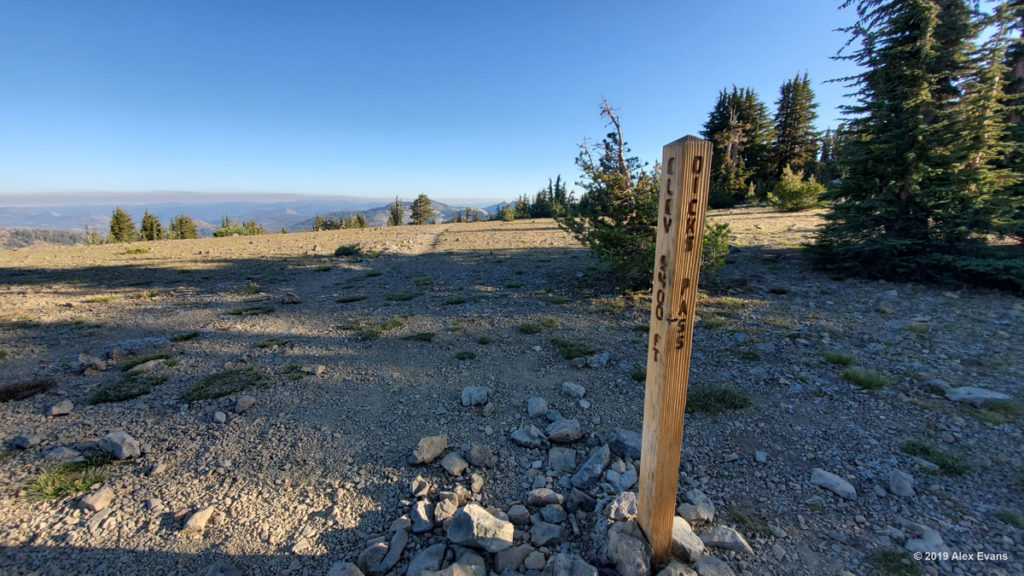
[
  {"xmin": 295, "ymin": 201, "xmax": 490, "ymax": 229},
  {"xmin": 0, "ymin": 197, "xmax": 385, "ymax": 236},
  {"xmin": 0, "ymin": 228, "xmax": 88, "ymax": 250}
]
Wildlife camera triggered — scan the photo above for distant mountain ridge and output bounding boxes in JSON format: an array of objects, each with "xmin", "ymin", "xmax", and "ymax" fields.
[
  {"xmin": 294, "ymin": 201, "xmax": 489, "ymax": 229},
  {"xmin": 0, "ymin": 195, "xmax": 497, "ymax": 235}
]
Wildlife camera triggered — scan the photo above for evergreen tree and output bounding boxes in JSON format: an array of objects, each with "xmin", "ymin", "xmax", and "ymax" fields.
[
  {"xmin": 388, "ymin": 198, "xmax": 403, "ymax": 226},
  {"xmin": 168, "ymin": 214, "xmax": 198, "ymax": 239},
  {"xmin": 773, "ymin": 73, "xmax": 820, "ymax": 177},
  {"xmin": 356, "ymin": 213, "xmax": 368, "ymax": 228},
  {"xmin": 702, "ymin": 87, "xmax": 776, "ymax": 202},
  {"xmin": 812, "ymin": 0, "xmax": 1021, "ymax": 287},
  {"xmin": 314, "ymin": 215, "xmax": 325, "ymax": 231},
  {"xmin": 410, "ymin": 194, "xmax": 434, "ymax": 225},
  {"xmin": 140, "ymin": 211, "xmax": 164, "ymax": 241},
  {"xmin": 557, "ymin": 100, "xmax": 660, "ymax": 288},
  {"xmin": 108, "ymin": 207, "xmax": 137, "ymax": 243},
  {"xmin": 531, "ymin": 187, "xmax": 554, "ymax": 218},
  {"xmin": 817, "ymin": 128, "xmax": 842, "ymax": 183}
]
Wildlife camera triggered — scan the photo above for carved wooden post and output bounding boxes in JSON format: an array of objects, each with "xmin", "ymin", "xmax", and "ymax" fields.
[{"xmin": 637, "ymin": 136, "xmax": 713, "ymax": 563}]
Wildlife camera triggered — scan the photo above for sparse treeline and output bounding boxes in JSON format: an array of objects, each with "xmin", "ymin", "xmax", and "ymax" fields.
[
  {"xmin": 313, "ymin": 213, "xmax": 368, "ymax": 230},
  {"xmin": 498, "ymin": 176, "xmax": 576, "ymax": 221},
  {"xmin": 701, "ymin": 73, "xmax": 824, "ymax": 209},
  {"xmin": 101, "ymin": 207, "xmax": 266, "ymax": 243}
]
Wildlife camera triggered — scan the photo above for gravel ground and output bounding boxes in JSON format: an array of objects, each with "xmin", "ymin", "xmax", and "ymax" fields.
[{"xmin": 0, "ymin": 210, "xmax": 1021, "ymax": 576}]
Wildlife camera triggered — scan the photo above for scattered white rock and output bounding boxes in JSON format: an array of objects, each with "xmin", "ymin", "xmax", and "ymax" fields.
[
  {"xmin": 693, "ymin": 557, "xmax": 735, "ymax": 576},
  {"xmin": 213, "ymin": 411, "xmax": 227, "ymax": 424},
  {"xmin": 605, "ymin": 491, "xmax": 638, "ymax": 521},
  {"xmin": 328, "ymin": 562, "xmax": 365, "ymax": 576},
  {"xmin": 79, "ymin": 486, "xmax": 115, "ymax": 512},
  {"xmin": 183, "ymin": 505, "xmax": 216, "ymax": 533},
  {"xmin": 561, "ymin": 381, "xmax": 586, "ymax": 399},
  {"xmin": 671, "ymin": 516, "xmax": 704, "ymax": 562},
  {"xmin": 545, "ymin": 419, "xmax": 583, "ymax": 443},
  {"xmin": 282, "ymin": 293, "xmax": 302, "ymax": 304},
  {"xmin": 446, "ymin": 503, "xmax": 514, "ymax": 552},
  {"xmin": 300, "ymin": 364, "xmax": 326, "ymax": 375},
  {"xmin": 527, "ymin": 397, "xmax": 548, "ymax": 418},
  {"xmin": 810, "ymin": 468, "xmax": 857, "ymax": 500},
  {"xmin": 699, "ymin": 525, "xmax": 753, "ymax": 555},
  {"xmin": 889, "ymin": 469, "xmax": 915, "ymax": 498},
  {"xmin": 440, "ymin": 453, "xmax": 469, "ymax": 477},
  {"xmin": 410, "ymin": 434, "xmax": 448, "ymax": 465},
  {"xmin": 945, "ymin": 386, "xmax": 1012, "ymax": 406},
  {"xmin": 461, "ymin": 386, "xmax": 491, "ymax": 407},
  {"xmin": 99, "ymin": 431, "xmax": 141, "ymax": 460},
  {"xmin": 49, "ymin": 400, "xmax": 74, "ymax": 416},
  {"xmin": 235, "ymin": 395, "xmax": 256, "ymax": 413},
  {"xmin": 606, "ymin": 520, "xmax": 651, "ymax": 576}
]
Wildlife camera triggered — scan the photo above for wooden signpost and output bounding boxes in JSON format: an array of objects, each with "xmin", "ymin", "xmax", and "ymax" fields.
[{"xmin": 637, "ymin": 136, "xmax": 713, "ymax": 563}]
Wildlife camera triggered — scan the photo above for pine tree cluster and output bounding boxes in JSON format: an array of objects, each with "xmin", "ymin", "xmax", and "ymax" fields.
[
  {"xmin": 314, "ymin": 213, "xmax": 368, "ymax": 230},
  {"xmin": 811, "ymin": 0, "xmax": 1024, "ymax": 292}
]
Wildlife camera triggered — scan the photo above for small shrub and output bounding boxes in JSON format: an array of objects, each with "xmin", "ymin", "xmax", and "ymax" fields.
[
  {"xmin": 405, "ymin": 332, "xmax": 436, "ymax": 342},
  {"xmin": 519, "ymin": 323, "xmax": 543, "ymax": 335},
  {"xmin": 232, "ymin": 284, "xmax": 262, "ymax": 295},
  {"xmin": 336, "ymin": 296, "xmax": 366, "ymax": 303},
  {"xmin": 334, "ymin": 244, "xmax": 362, "ymax": 257},
  {"xmin": 869, "ymin": 548, "xmax": 922, "ymax": 576},
  {"xmin": 631, "ymin": 364, "xmax": 646, "ymax": 382},
  {"xmin": 455, "ymin": 351, "xmax": 476, "ymax": 360},
  {"xmin": 183, "ymin": 368, "xmax": 262, "ymax": 402},
  {"xmin": 739, "ymin": 349, "xmax": 760, "ymax": 361},
  {"xmin": 477, "ymin": 336, "xmax": 493, "ymax": 345},
  {"xmin": 125, "ymin": 247, "xmax": 150, "ymax": 254},
  {"xmin": 90, "ymin": 373, "xmax": 167, "ymax": 404},
  {"xmin": 0, "ymin": 349, "xmax": 6, "ymax": 360},
  {"xmin": 357, "ymin": 328, "xmax": 382, "ymax": 341},
  {"xmin": 551, "ymin": 338, "xmax": 596, "ymax": 360},
  {"xmin": 843, "ymin": 368, "xmax": 890, "ymax": 390},
  {"xmin": 315, "ymin": 265, "xmax": 332, "ymax": 272},
  {"xmin": 122, "ymin": 354, "xmax": 170, "ymax": 371},
  {"xmin": 537, "ymin": 292, "xmax": 569, "ymax": 305},
  {"xmin": 26, "ymin": 462, "xmax": 107, "ymax": 500},
  {"xmin": 338, "ymin": 319, "xmax": 363, "ymax": 330},
  {"xmin": 381, "ymin": 318, "xmax": 405, "ymax": 330},
  {"xmin": 505, "ymin": 282, "xmax": 524, "ymax": 289},
  {"xmin": 386, "ymin": 292, "xmax": 416, "ymax": 302},
  {"xmin": 708, "ymin": 180, "xmax": 738, "ymax": 209},
  {"xmin": 633, "ymin": 323, "xmax": 650, "ymax": 333},
  {"xmin": 365, "ymin": 270, "xmax": 382, "ymax": 278},
  {"xmin": 703, "ymin": 221, "xmax": 731, "ymax": 272},
  {"xmin": 171, "ymin": 331, "xmax": 200, "ymax": 343},
  {"xmin": 257, "ymin": 338, "xmax": 289, "ymax": 349},
  {"xmin": 900, "ymin": 441, "xmax": 970, "ymax": 476},
  {"xmin": 228, "ymin": 305, "xmax": 274, "ymax": 316},
  {"xmin": 995, "ymin": 508, "xmax": 1024, "ymax": 528},
  {"xmin": 413, "ymin": 278, "xmax": 433, "ymax": 286},
  {"xmin": 85, "ymin": 295, "xmax": 116, "ymax": 303},
  {"xmin": 0, "ymin": 377, "xmax": 57, "ymax": 402},
  {"xmin": 539, "ymin": 317, "xmax": 559, "ymax": 330},
  {"xmin": 823, "ymin": 351, "xmax": 854, "ymax": 366},
  {"xmin": 686, "ymin": 388, "xmax": 752, "ymax": 415},
  {"xmin": 768, "ymin": 166, "xmax": 824, "ymax": 212},
  {"xmin": 445, "ymin": 296, "xmax": 467, "ymax": 305}
]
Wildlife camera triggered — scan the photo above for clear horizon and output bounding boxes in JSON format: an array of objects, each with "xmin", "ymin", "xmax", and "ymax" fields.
[{"xmin": 1, "ymin": 1, "xmax": 860, "ymax": 203}]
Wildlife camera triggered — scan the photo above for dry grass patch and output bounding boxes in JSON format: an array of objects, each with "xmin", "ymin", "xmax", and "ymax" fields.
[{"xmin": 183, "ymin": 368, "xmax": 262, "ymax": 402}]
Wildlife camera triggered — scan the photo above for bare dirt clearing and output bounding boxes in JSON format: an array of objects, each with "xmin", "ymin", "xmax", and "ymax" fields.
[{"xmin": 0, "ymin": 209, "xmax": 1021, "ymax": 576}]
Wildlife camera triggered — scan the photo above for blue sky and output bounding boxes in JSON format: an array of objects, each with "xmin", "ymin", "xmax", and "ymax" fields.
[{"xmin": 0, "ymin": 0, "xmax": 860, "ymax": 204}]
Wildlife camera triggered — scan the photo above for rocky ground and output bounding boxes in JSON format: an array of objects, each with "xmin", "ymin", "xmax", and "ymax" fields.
[{"xmin": 0, "ymin": 209, "xmax": 1021, "ymax": 576}]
